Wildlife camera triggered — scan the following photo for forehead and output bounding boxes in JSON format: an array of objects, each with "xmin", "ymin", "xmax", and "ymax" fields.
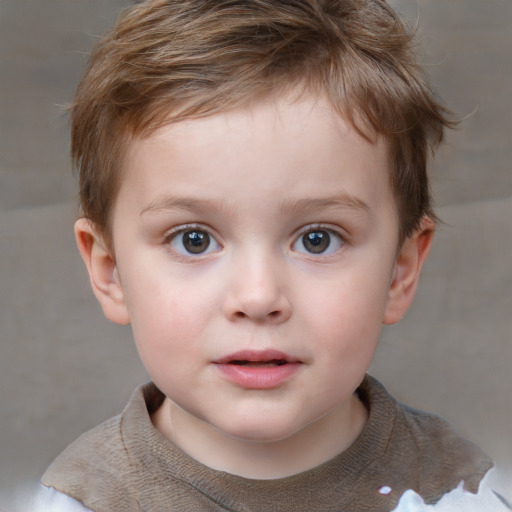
[{"xmin": 115, "ymin": 92, "xmax": 395, "ymax": 223}]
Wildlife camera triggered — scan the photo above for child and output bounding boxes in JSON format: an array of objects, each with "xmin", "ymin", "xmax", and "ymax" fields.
[{"xmin": 38, "ymin": 0, "xmax": 509, "ymax": 510}]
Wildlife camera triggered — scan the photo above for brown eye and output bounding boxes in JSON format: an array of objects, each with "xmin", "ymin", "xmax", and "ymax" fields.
[
  {"xmin": 302, "ymin": 231, "xmax": 330, "ymax": 254},
  {"xmin": 182, "ymin": 230, "xmax": 210, "ymax": 253},
  {"xmin": 292, "ymin": 228, "xmax": 344, "ymax": 256},
  {"xmin": 170, "ymin": 229, "xmax": 220, "ymax": 256}
]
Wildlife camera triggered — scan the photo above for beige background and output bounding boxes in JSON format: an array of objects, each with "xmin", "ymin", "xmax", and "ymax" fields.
[{"xmin": 1, "ymin": 0, "xmax": 511, "ymax": 509}]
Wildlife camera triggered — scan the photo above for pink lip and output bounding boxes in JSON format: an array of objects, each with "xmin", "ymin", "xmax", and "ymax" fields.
[{"xmin": 213, "ymin": 350, "xmax": 302, "ymax": 389}]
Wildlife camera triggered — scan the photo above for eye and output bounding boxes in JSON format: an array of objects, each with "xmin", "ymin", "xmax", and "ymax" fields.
[
  {"xmin": 292, "ymin": 228, "xmax": 344, "ymax": 255},
  {"xmin": 169, "ymin": 229, "xmax": 220, "ymax": 256}
]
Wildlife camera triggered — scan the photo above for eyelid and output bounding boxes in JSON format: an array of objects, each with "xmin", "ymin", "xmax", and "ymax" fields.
[
  {"xmin": 163, "ymin": 223, "xmax": 218, "ymax": 240},
  {"xmin": 291, "ymin": 223, "xmax": 346, "ymax": 256},
  {"xmin": 163, "ymin": 223, "xmax": 222, "ymax": 257},
  {"xmin": 294, "ymin": 223, "xmax": 347, "ymax": 240}
]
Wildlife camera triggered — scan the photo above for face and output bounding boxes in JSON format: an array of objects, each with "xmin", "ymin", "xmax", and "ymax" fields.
[{"xmin": 82, "ymin": 92, "xmax": 427, "ymax": 457}]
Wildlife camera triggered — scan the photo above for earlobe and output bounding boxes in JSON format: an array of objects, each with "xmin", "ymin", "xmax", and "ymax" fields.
[
  {"xmin": 74, "ymin": 218, "xmax": 131, "ymax": 325},
  {"xmin": 383, "ymin": 217, "xmax": 435, "ymax": 325}
]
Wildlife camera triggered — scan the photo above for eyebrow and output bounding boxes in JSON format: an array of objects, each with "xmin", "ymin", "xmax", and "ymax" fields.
[
  {"xmin": 140, "ymin": 194, "xmax": 372, "ymax": 217},
  {"xmin": 140, "ymin": 196, "xmax": 236, "ymax": 216},
  {"xmin": 279, "ymin": 195, "xmax": 372, "ymax": 217}
]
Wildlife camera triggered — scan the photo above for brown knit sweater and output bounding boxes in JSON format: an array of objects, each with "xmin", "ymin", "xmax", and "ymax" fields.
[{"xmin": 42, "ymin": 375, "xmax": 492, "ymax": 512}]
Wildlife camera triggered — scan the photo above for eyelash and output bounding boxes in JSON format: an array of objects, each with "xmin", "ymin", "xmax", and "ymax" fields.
[
  {"xmin": 291, "ymin": 224, "xmax": 346, "ymax": 257},
  {"xmin": 162, "ymin": 223, "xmax": 347, "ymax": 258},
  {"xmin": 163, "ymin": 224, "xmax": 222, "ymax": 258}
]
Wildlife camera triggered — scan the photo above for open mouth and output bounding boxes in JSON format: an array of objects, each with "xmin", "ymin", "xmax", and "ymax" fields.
[
  {"xmin": 214, "ymin": 350, "xmax": 302, "ymax": 389},
  {"xmin": 229, "ymin": 359, "xmax": 289, "ymax": 367},
  {"xmin": 215, "ymin": 350, "xmax": 300, "ymax": 367}
]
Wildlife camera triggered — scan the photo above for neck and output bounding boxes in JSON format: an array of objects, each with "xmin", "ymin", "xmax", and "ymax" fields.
[{"xmin": 152, "ymin": 393, "xmax": 368, "ymax": 480}]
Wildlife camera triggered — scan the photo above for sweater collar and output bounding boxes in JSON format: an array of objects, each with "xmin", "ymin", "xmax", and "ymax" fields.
[{"xmin": 120, "ymin": 374, "xmax": 398, "ymax": 511}]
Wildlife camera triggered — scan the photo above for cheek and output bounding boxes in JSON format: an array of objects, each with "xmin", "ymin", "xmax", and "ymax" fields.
[
  {"xmin": 125, "ymin": 278, "xmax": 215, "ymax": 374},
  {"xmin": 298, "ymin": 270, "xmax": 391, "ymax": 357}
]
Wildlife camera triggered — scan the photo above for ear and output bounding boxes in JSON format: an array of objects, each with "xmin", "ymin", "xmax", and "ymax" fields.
[
  {"xmin": 74, "ymin": 218, "xmax": 130, "ymax": 325},
  {"xmin": 383, "ymin": 217, "xmax": 435, "ymax": 325}
]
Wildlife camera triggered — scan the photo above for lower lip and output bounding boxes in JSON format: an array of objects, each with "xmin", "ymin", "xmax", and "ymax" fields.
[{"xmin": 215, "ymin": 363, "xmax": 301, "ymax": 389}]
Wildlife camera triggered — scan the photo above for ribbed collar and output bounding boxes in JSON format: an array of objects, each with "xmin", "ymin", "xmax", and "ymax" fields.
[{"xmin": 119, "ymin": 375, "xmax": 400, "ymax": 511}]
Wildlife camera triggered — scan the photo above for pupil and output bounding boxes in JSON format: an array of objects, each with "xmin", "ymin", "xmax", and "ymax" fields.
[
  {"xmin": 304, "ymin": 231, "xmax": 330, "ymax": 254},
  {"xmin": 184, "ymin": 231, "xmax": 210, "ymax": 254}
]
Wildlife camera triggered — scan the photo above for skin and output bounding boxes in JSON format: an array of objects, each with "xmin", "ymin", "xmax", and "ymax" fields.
[{"xmin": 76, "ymin": 92, "xmax": 433, "ymax": 479}]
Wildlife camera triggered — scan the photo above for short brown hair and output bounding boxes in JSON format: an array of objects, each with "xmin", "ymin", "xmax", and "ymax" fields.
[{"xmin": 72, "ymin": 0, "xmax": 452, "ymax": 249}]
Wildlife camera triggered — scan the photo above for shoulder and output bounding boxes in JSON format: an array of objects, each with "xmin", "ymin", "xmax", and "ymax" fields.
[
  {"xmin": 42, "ymin": 412, "xmax": 127, "ymax": 480},
  {"xmin": 41, "ymin": 384, "xmax": 161, "ymax": 510},
  {"xmin": 41, "ymin": 413, "xmax": 141, "ymax": 509},
  {"xmin": 395, "ymin": 402, "xmax": 492, "ymax": 492},
  {"xmin": 361, "ymin": 375, "xmax": 493, "ymax": 501}
]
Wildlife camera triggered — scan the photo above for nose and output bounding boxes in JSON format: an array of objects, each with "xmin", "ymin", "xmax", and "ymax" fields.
[{"xmin": 222, "ymin": 252, "xmax": 292, "ymax": 324}]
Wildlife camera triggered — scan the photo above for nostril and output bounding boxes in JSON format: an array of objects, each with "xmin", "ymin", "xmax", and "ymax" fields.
[
  {"xmin": 226, "ymin": 295, "xmax": 291, "ymax": 323},
  {"xmin": 232, "ymin": 310, "xmax": 281, "ymax": 320}
]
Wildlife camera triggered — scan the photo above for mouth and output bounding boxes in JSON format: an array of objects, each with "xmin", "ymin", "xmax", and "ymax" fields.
[
  {"xmin": 229, "ymin": 359, "xmax": 289, "ymax": 367},
  {"xmin": 213, "ymin": 350, "xmax": 302, "ymax": 389},
  {"xmin": 214, "ymin": 350, "xmax": 301, "ymax": 366}
]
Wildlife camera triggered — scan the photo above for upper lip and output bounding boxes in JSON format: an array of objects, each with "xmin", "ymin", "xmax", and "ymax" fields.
[{"xmin": 214, "ymin": 349, "xmax": 301, "ymax": 365}]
